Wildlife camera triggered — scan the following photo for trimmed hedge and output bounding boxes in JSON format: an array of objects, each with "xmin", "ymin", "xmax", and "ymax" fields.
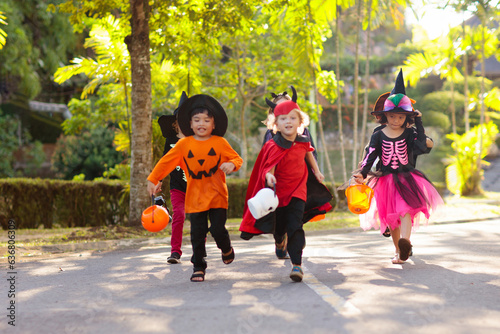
[
  {"xmin": 0, "ymin": 178, "xmax": 338, "ymax": 229},
  {"xmin": 0, "ymin": 178, "xmax": 129, "ymax": 229}
]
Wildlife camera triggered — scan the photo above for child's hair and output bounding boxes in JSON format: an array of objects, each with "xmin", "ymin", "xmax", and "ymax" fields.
[
  {"xmin": 377, "ymin": 112, "xmax": 414, "ymax": 127},
  {"xmin": 272, "ymin": 108, "xmax": 310, "ymax": 135},
  {"xmin": 190, "ymin": 108, "xmax": 214, "ymax": 119},
  {"xmin": 263, "ymin": 93, "xmax": 292, "ymax": 131},
  {"xmin": 172, "ymin": 120, "xmax": 179, "ymax": 133}
]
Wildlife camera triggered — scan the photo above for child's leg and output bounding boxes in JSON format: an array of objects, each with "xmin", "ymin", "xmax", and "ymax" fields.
[
  {"xmin": 190, "ymin": 211, "xmax": 209, "ymax": 272},
  {"xmin": 208, "ymin": 208, "xmax": 232, "ymax": 255},
  {"xmin": 283, "ymin": 198, "xmax": 306, "ymax": 266},
  {"xmin": 390, "ymin": 225, "xmax": 401, "ymax": 254},
  {"xmin": 169, "ymin": 189, "xmax": 186, "ymax": 256},
  {"xmin": 273, "ymin": 210, "xmax": 288, "ymax": 258},
  {"xmin": 398, "ymin": 213, "xmax": 413, "ymax": 261},
  {"xmin": 400, "ymin": 213, "xmax": 412, "ymax": 239}
]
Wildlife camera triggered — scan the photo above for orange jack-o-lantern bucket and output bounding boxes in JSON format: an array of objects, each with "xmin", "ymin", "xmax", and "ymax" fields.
[
  {"xmin": 141, "ymin": 196, "xmax": 170, "ymax": 232},
  {"xmin": 345, "ymin": 183, "xmax": 374, "ymax": 215}
]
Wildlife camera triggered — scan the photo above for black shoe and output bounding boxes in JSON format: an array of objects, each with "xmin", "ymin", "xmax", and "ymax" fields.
[
  {"xmin": 382, "ymin": 227, "xmax": 391, "ymax": 237},
  {"xmin": 167, "ymin": 252, "xmax": 181, "ymax": 264},
  {"xmin": 398, "ymin": 238, "xmax": 412, "ymax": 261}
]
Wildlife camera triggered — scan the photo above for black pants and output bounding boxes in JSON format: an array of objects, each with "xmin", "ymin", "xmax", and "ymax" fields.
[
  {"xmin": 190, "ymin": 208, "xmax": 232, "ymax": 272},
  {"xmin": 273, "ymin": 197, "xmax": 306, "ymax": 265}
]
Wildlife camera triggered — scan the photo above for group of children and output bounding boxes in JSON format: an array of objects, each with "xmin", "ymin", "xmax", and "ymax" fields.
[{"xmin": 147, "ymin": 69, "xmax": 443, "ymax": 282}]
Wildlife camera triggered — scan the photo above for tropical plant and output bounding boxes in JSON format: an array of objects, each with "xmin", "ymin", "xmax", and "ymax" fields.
[
  {"xmin": 445, "ymin": 121, "xmax": 498, "ymax": 196},
  {"xmin": 402, "ymin": 32, "xmax": 464, "ymax": 134}
]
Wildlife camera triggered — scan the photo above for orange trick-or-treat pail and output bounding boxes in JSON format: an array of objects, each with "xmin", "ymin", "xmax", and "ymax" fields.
[
  {"xmin": 141, "ymin": 205, "xmax": 170, "ymax": 232},
  {"xmin": 345, "ymin": 183, "xmax": 374, "ymax": 215}
]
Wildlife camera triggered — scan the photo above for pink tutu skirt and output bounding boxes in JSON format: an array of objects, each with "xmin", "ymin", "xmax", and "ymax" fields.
[{"xmin": 359, "ymin": 171, "xmax": 444, "ymax": 233}]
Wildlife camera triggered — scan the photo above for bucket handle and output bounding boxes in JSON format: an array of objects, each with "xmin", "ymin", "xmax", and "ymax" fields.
[{"xmin": 151, "ymin": 195, "xmax": 155, "ymax": 224}]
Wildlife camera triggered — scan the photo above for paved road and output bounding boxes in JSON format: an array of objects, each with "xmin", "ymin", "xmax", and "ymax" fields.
[{"xmin": 2, "ymin": 219, "xmax": 500, "ymax": 334}]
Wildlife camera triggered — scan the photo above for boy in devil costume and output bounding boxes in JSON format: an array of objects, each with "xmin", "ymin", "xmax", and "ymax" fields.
[{"xmin": 240, "ymin": 92, "xmax": 332, "ymax": 282}]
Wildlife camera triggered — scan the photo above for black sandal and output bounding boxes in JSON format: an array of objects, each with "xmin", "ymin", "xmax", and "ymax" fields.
[
  {"xmin": 222, "ymin": 247, "xmax": 235, "ymax": 265},
  {"xmin": 382, "ymin": 227, "xmax": 391, "ymax": 237},
  {"xmin": 190, "ymin": 270, "xmax": 205, "ymax": 282}
]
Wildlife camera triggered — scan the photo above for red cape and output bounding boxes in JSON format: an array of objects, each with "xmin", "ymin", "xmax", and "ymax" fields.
[{"xmin": 240, "ymin": 137, "xmax": 333, "ymax": 239}]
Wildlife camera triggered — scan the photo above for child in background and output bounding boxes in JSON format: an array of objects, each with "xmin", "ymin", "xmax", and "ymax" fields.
[
  {"xmin": 352, "ymin": 70, "xmax": 443, "ymax": 264},
  {"xmin": 240, "ymin": 94, "xmax": 331, "ymax": 282},
  {"xmin": 156, "ymin": 92, "xmax": 188, "ymax": 264},
  {"xmin": 148, "ymin": 94, "xmax": 243, "ymax": 282}
]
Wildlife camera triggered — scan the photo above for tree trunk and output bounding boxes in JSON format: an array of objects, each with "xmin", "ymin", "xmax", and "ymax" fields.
[
  {"xmin": 463, "ymin": 19, "xmax": 470, "ymax": 132},
  {"xmin": 239, "ymin": 99, "xmax": 249, "ymax": 177},
  {"xmin": 336, "ymin": 2, "xmax": 348, "ymax": 183},
  {"xmin": 351, "ymin": 0, "xmax": 362, "ymax": 171},
  {"xmin": 125, "ymin": 0, "xmax": 152, "ymax": 226},
  {"xmin": 360, "ymin": 0, "xmax": 372, "ymax": 161},
  {"xmin": 450, "ymin": 79, "xmax": 456, "ymax": 134}
]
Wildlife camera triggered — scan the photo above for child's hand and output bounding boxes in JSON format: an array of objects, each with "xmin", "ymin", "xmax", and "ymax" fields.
[
  {"xmin": 154, "ymin": 181, "xmax": 162, "ymax": 193},
  {"xmin": 414, "ymin": 109, "xmax": 422, "ymax": 117},
  {"xmin": 266, "ymin": 173, "xmax": 276, "ymax": 188},
  {"xmin": 147, "ymin": 180, "xmax": 158, "ymax": 196},
  {"xmin": 220, "ymin": 162, "xmax": 236, "ymax": 174},
  {"xmin": 351, "ymin": 173, "xmax": 364, "ymax": 185},
  {"xmin": 314, "ymin": 170, "xmax": 325, "ymax": 183}
]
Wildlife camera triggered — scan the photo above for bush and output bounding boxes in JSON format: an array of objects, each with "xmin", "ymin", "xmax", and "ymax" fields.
[
  {"xmin": 424, "ymin": 111, "xmax": 451, "ymax": 132},
  {"xmin": 52, "ymin": 126, "xmax": 126, "ymax": 180},
  {"xmin": 0, "ymin": 179, "xmax": 128, "ymax": 229},
  {"xmin": 419, "ymin": 91, "xmax": 465, "ymax": 115},
  {"xmin": 0, "ymin": 109, "xmax": 45, "ymax": 177}
]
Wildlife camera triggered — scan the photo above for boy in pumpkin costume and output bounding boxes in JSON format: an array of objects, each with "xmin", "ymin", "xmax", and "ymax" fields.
[{"xmin": 147, "ymin": 94, "xmax": 243, "ymax": 282}]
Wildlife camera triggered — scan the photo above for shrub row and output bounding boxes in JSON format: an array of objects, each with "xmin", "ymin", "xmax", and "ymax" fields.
[
  {"xmin": 0, "ymin": 178, "xmax": 128, "ymax": 229},
  {"xmin": 1, "ymin": 178, "xmax": 339, "ymax": 229}
]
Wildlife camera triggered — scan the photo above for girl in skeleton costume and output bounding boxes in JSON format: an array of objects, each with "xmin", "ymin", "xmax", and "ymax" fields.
[{"xmin": 352, "ymin": 70, "xmax": 443, "ymax": 264}]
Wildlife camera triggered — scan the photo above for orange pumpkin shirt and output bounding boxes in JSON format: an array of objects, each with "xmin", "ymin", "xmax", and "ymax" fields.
[{"xmin": 148, "ymin": 136, "xmax": 243, "ymax": 213}]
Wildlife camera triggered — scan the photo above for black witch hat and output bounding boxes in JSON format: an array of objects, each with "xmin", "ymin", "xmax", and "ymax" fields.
[
  {"xmin": 177, "ymin": 94, "xmax": 228, "ymax": 137},
  {"xmin": 158, "ymin": 91, "xmax": 188, "ymax": 138}
]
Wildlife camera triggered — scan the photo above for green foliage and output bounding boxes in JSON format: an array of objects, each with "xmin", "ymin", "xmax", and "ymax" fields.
[
  {"xmin": 445, "ymin": 121, "xmax": 499, "ymax": 196},
  {"xmin": 0, "ymin": 178, "xmax": 129, "ymax": 229},
  {"xmin": 444, "ymin": 76, "xmax": 492, "ymax": 96},
  {"xmin": 0, "ymin": 110, "xmax": 19, "ymax": 177},
  {"xmin": 424, "ymin": 111, "xmax": 451, "ymax": 132},
  {"xmin": 0, "ymin": 109, "xmax": 45, "ymax": 177},
  {"xmin": 419, "ymin": 91, "xmax": 465, "ymax": 118},
  {"xmin": 52, "ymin": 126, "xmax": 125, "ymax": 180},
  {"xmin": 62, "ymin": 84, "xmax": 128, "ymax": 135},
  {"xmin": 0, "ymin": 0, "xmax": 78, "ymax": 100}
]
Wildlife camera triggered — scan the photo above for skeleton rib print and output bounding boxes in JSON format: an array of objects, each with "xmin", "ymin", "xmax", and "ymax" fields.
[{"xmin": 381, "ymin": 139, "xmax": 408, "ymax": 169}]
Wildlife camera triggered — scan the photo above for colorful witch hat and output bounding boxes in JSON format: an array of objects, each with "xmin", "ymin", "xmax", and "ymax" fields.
[
  {"xmin": 373, "ymin": 69, "xmax": 417, "ymax": 115},
  {"xmin": 177, "ymin": 94, "xmax": 228, "ymax": 137},
  {"xmin": 158, "ymin": 91, "xmax": 188, "ymax": 138}
]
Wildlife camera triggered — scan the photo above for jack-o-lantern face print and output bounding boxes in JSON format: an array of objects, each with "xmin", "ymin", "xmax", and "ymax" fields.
[{"xmin": 183, "ymin": 147, "xmax": 221, "ymax": 179}]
